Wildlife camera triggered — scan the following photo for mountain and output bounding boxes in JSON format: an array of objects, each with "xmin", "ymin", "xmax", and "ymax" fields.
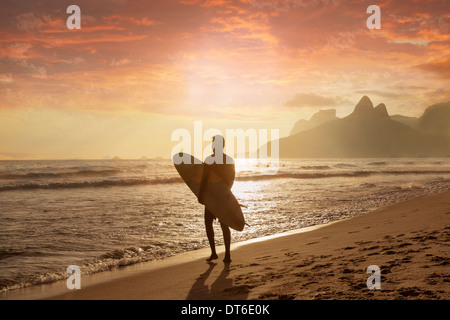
[
  {"xmin": 373, "ymin": 103, "xmax": 389, "ymax": 118},
  {"xmin": 391, "ymin": 115, "xmax": 419, "ymax": 129},
  {"xmin": 346, "ymin": 96, "xmax": 390, "ymax": 119},
  {"xmin": 290, "ymin": 109, "xmax": 339, "ymax": 135},
  {"xmin": 349, "ymin": 95, "xmax": 373, "ymax": 117},
  {"xmin": 418, "ymin": 102, "xmax": 450, "ymax": 139},
  {"xmin": 268, "ymin": 96, "xmax": 450, "ymax": 158}
]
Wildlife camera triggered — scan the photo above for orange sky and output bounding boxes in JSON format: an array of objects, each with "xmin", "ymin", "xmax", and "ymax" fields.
[{"xmin": 0, "ymin": 0, "xmax": 449, "ymax": 159}]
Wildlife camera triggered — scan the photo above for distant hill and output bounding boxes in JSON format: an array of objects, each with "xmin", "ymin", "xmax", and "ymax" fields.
[
  {"xmin": 290, "ymin": 109, "xmax": 338, "ymax": 135},
  {"xmin": 390, "ymin": 115, "xmax": 419, "ymax": 129},
  {"xmin": 390, "ymin": 102, "xmax": 450, "ymax": 139},
  {"xmin": 418, "ymin": 102, "xmax": 450, "ymax": 139},
  {"xmin": 267, "ymin": 96, "xmax": 450, "ymax": 158}
]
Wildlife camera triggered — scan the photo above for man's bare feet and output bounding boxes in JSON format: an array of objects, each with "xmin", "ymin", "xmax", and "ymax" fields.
[
  {"xmin": 223, "ymin": 255, "xmax": 231, "ymax": 263},
  {"xmin": 206, "ymin": 253, "xmax": 218, "ymax": 261}
]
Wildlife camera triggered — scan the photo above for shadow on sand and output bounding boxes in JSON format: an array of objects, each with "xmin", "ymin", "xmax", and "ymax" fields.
[{"xmin": 186, "ymin": 262, "xmax": 249, "ymax": 300}]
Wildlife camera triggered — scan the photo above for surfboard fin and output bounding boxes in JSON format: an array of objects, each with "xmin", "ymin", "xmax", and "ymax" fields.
[{"xmin": 239, "ymin": 203, "xmax": 248, "ymax": 208}]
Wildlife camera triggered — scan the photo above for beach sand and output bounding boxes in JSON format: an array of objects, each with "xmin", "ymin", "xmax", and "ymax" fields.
[{"xmin": 5, "ymin": 190, "xmax": 450, "ymax": 300}]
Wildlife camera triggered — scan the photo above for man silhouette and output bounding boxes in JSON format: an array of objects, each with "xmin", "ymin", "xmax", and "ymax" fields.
[{"xmin": 198, "ymin": 135, "xmax": 235, "ymax": 263}]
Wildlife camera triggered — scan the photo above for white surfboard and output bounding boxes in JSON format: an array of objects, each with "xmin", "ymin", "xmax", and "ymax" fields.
[{"xmin": 173, "ymin": 153, "xmax": 245, "ymax": 231}]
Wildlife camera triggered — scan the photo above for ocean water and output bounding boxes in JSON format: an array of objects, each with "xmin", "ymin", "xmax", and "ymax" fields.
[{"xmin": 1, "ymin": 158, "xmax": 449, "ymax": 293}]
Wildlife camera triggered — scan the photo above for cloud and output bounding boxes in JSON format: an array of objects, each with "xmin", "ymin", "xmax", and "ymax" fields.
[
  {"xmin": 0, "ymin": 43, "xmax": 32, "ymax": 59},
  {"xmin": 414, "ymin": 58, "xmax": 450, "ymax": 79},
  {"xmin": 102, "ymin": 15, "xmax": 161, "ymax": 26},
  {"xmin": 109, "ymin": 58, "xmax": 131, "ymax": 66},
  {"xmin": 246, "ymin": 0, "xmax": 341, "ymax": 12},
  {"xmin": 0, "ymin": 0, "xmax": 448, "ymax": 119},
  {"xmin": 15, "ymin": 12, "xmax": 45, "ymax": 31},
  {"xmin": 354, "ymin": 90, "xmax": 401, "ymax": 99},
  {"xmin": 0, "ymin": 73, "xmax": 14, "ymax": 83},
  {"xmin": 284, "ymin": 93, "xmax": 346, "ymax": 108}
]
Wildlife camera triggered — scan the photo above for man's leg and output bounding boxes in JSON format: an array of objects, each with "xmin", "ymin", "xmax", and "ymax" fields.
[
  {"xmin": 205, "ymin": 209, "xmax": 218, "ymax": 261},
  {"xmin": 220, "ymin": 222, "xmax": 231, "ymax": 263}
]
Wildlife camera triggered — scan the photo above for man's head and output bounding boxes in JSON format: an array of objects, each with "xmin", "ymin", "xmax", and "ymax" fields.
[{"xmin": 211, "ymin": 135, "xmax": 225, "ymax": 154}]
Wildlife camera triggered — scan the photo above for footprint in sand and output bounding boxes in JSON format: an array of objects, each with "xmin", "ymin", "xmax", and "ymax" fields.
[
  {"xmin": 311, "ymin": 263, "xmax": 333, "ymax": 270},
  {"xmin": 430, "ymin": 256, "xmax": 450, "ymax": 266},
  {"xmin": 425, "ymin": 272, "xmax": 450, "ymax": 286},
  {"xmin": 255, "ymin": 255, "xmax": 272, "ymax": 261},
  {"xmin": 258, "ymin": 293, "xmax": 296, "ymax": 300},
  {"xmin": 355, "ymin": 240, "xmax": 374, "ymax": 245},
  {"xmin": 359, "ymin": 245, "xmax": 380, "ymax": 251},
  {"xmin": 295, "ymin": 259, "xmax": 315, "ymax": 268}
]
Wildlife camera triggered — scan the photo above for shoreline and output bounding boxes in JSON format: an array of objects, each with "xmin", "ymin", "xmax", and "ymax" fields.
[
  {"xmin": 0, "ymin": 223, "xmax": 332, "ymax": 300},
  {"xmin": 2, "ymin": 190, "xmax": 449, "ymax": 300}
]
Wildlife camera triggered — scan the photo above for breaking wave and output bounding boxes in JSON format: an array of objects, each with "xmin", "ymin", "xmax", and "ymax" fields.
[
  {"xmin": 0, "ymin": 244, "xmax": 194, "ymax": 293},
  {"xmin": 0, "ymin": 169, "xmax": 123, "ymax": 180},
  {"xmin": 2, "ymin": 170, "xmax": 450, "ymax": 191},
  {"xmin": 0, "ymin": 177, "xmax": 182, "ymax": 191}
]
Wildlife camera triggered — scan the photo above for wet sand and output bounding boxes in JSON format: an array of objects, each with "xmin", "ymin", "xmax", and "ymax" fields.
[{"xmin": 4, "ymin": 190, "xmax": 449, "ymax": 300}]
